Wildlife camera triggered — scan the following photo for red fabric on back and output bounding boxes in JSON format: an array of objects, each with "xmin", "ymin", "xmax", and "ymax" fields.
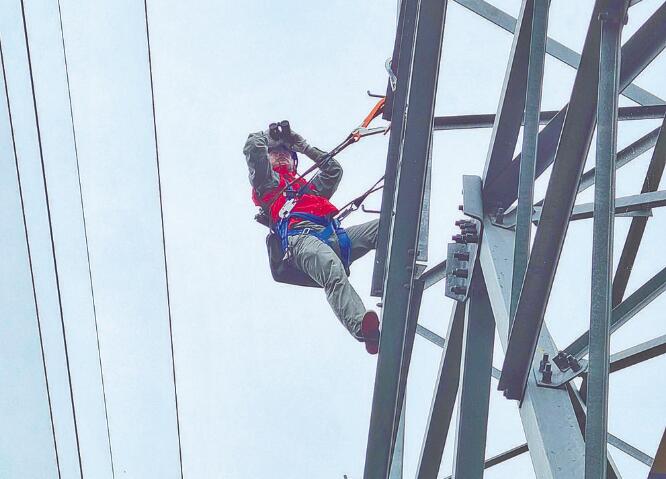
[{"xmin": 252, "ymin": 165, "xmax": 338, "ymax": 225}]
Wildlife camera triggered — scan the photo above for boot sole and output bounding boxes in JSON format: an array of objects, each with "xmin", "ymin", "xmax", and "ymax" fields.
[{"xmin": 362, "ymin": 311, "xmax": 380, "ymax": 355}]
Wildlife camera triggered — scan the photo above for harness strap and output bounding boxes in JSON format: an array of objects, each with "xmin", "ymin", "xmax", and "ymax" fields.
[{"xmin": 275, "ymin": 212, "xmax": 352, "ymax": 270}]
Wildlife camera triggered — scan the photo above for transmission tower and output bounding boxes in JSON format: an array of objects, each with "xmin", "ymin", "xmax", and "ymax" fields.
[{"xmin": 364, "ymin": 0, "xmax": 666, "ymax": 478}]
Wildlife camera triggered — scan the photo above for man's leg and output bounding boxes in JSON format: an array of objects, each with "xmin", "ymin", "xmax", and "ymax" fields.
[
  {"xmin": 344, "ymin": 218, "xmax": 379, "ymax": 264},
  {"xmin": 288, "ymin": 234, "xmax": 365, "ymax": 337}
]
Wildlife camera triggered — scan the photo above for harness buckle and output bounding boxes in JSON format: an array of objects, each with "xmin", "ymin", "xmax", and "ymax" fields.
[{"xmin": 279, "ymin": 198, "xmax": 297, "ymax": 218}]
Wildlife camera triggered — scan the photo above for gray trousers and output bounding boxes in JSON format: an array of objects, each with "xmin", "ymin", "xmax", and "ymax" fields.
[{"xmin": 287, "ymin": 218, "xmax": 379, "ymax": 337}]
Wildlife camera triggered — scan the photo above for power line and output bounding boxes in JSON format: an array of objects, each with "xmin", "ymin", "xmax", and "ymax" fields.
[
  {"xmin": 0, "ymin": 35, "xmax": 62, "ymax": 479},
  {"xmin": 143, "ymin": 1, "xmax": 185, "ymax": 477},
  {"xmin": 19, "ymin": 0, "xmax": 84, "ymax": 477},
  {"xmin": 55, "ymin": 1, "xmax": 116, "ymax": 477}
]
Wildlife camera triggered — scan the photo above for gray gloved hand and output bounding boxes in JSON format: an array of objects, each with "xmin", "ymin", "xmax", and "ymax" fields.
[
  {"xmin": 264, "ymin": 130, "xmax": 284, "ymax": 151},
  {"xmin": 285, "ymin": 130, "xmax": 309, "ymax": 154}
]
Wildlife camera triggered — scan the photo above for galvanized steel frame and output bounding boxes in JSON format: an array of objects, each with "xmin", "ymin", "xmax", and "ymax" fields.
[{"xmin": 364, "ymin": 0, "xmax": 666, "ymax": 478}]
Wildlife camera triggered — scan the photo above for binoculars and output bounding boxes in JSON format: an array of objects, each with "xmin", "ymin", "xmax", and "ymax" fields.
[{"xmin": 268, "ymin": 120, "xmax": 292, "ymax": 142}]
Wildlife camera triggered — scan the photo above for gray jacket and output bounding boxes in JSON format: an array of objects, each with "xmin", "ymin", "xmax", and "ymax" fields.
[{"xmin": 243, "ymin": 130, "xmax": 343, "ymax": 199}]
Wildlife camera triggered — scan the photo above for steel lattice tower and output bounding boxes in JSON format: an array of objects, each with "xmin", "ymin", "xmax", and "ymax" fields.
[{"xmin": 364, "ymin": 0, "xmax": 666, "ymax": 478}]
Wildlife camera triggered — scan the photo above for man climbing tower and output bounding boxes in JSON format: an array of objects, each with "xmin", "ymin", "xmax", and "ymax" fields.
[{"xmin": 244, "ymin": 125, "xmax": 381, "ymax": 354}]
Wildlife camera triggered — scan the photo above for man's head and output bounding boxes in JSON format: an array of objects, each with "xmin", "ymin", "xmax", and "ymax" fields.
[{"xmin": 268, "ymin": 145, "xmax": 296, "ymax": 171}]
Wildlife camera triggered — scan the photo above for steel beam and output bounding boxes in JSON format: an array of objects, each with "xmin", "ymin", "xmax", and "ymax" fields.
[
  {"xmin": 417, "ymin": 143, "xmax": 433, "ymax": 262},
  {"xmin": 371, "ymin": 0, "xmax": 419, "ymax": 297},
  {"xmin": 415, "ymin": 302, "xmax": 466, "ymax": 479},
  {"xmin": 586, "ymin": 4, "xmax": 626, "ymax": 476},
  {"xmin": 565, "ymin": 265, "xmax": 666, "ymax": 358},
  {"xmin": 566, "ymin": 385, "xmax": 624, "ymax": 479},
  {"xmin": 364, "ymin": 0, "xmax": 448, "ymax": 476},
  {"xmin": 480, "ymin": 219, "xmax": 585, "ymax": 479},
  {"xmin": 395, "ymin": 279, "xmax": 425, "ymax": 445},
  {"xmin": 452, "ymin": 0, "xmax": 664, "ymax": 106},
  {"xmin": 451, "ymin": 269, "xmax": 495, "ymax": 479},
  {"xmin": 442, "ymin": 444, "xmax": 529, "ymax": 479},
  {"xmin": 484, "ymin": 2, "xmax": 666, "ymax": 209},
  {"xmin": 608, "ymin": 433, "xmax": 654, "ymax": 467},
  {"xmin": 498, "ymin": 0, "xmax": 608, "ymax": 401},
  {"xmin": 433, "ymin": 105, "xmax": 666, "ymax": 130},
  {"xmin": 389, "ymin": 403, "xmax": 405, "ymax": 479},
  {"xmin": 609, "ymin": 334, "xmax": 666, "ymax": 373},
  {"xmin": 416, "ymin": 324, "xmax": 446, "ymax": 348},
  {"xmin": 648, "ymin": 429, "xmax": 666, "ymax": 477},
  {"xmin": 612, "ymin": 116, "xmax": 666, "ymax": 306},
  {"xmin": 578, "ymin": 126, "xmax": 661, "ymax": 194},
  {"xmin": 532, "ymin": 189, "xmax": 666, "ymax": 222},
  {"xmin": 511, "ymin": 0, "xmax": 550, "ymax": 321},
  {"xmin": 420, "ymin": 259, "xmax": 447, "ymax": 290},
  {"xmin": 482, "ymin": 0, "xmax": 535, "ymax": 183}
]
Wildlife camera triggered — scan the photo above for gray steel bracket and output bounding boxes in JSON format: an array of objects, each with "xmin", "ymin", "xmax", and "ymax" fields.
[
  {"xmin": 533, "ymin": 352, "xmax": 589, "ymax": 389},
  {"xmin": 445, "ymin": 176, "xmax": 484, "ymax": 302}
]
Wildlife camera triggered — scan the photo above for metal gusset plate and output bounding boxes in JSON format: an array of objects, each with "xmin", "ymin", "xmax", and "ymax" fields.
[
  {"xmin": 533, "ymin": 351, "xmax": 589, "ymax": 389},
  {"xmin": 445, "ymin": 175, "xmax": 484, "ymax": 302}
]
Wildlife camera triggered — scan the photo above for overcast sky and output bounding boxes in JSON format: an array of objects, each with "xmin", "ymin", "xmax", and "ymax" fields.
[{"xmin": 0, "ymin": 0, "xmax": 664, "ymax": 478}]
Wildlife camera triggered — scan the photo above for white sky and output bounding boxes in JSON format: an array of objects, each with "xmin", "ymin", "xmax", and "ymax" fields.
[{"xmin": 0, "ymin": 0, "xmax": 664, "ymax": 478}]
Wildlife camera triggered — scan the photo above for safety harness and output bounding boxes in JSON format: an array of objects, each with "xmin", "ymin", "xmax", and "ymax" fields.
[{"xmin": 258, "ymin": 97, "xmax": 388, "ymax": 288}]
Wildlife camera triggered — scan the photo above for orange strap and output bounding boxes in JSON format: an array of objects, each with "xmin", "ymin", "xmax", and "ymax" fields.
[{"xmin": 360, "ymin": 97, "xmax": 386, "ymax": 128}]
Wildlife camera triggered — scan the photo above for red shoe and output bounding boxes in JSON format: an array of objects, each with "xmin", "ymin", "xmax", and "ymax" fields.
[{"xmin": 361, "ymin": 310, "xmax": 380, "ymax": 355}]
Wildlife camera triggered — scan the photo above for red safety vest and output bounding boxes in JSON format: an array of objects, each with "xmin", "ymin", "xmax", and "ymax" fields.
[{"xmin": 252, "ymin": 165, "xmax": 338, "ymax": 225}]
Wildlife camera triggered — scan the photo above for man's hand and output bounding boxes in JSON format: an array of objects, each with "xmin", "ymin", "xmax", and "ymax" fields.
[
  {"xmin": 285, "ymin": 130, "xmax": 309, "ymax": 154},
  {"xmin": 264, "ymin": 130, "xmax": 284, "ymax": 151}
]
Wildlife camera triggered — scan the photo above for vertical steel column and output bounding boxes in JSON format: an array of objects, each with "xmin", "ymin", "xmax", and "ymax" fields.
[
  {"xmin": 451, "ymin": 269, "xmax": 495, "ymax": 479},
  {"xmin": 371, "ymin": 0, "xmax": 419, "ymax": 297},
  {"xmin": 389, "ymin": 401, "xmax": 405, "ymax": 479},
  {"xmin": 498, "ymin": 0, "xmax": 606, "ymax": 400},
  {"xmin": 415, "ymin": 302, "xmax": 466, "ymax": 479},
  {"xmin": 585, "ymin": 2, "xmax": 626, "ymax": 477},
  {"xmin": 510, "ymin": 0, "xmax": 550, "ymax": 320},
  {"xmin": 363, "ymin": 0, "xmax": 448, "ymax": 476}
]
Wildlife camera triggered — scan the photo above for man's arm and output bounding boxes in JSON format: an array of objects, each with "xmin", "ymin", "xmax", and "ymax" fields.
[
  {"xmin": 243, "ymin": 131, "xmax": 279, "ymax": 197},
  {"xmin": 307, "ymin": 148, "xmax": 343, "ymax": 200},
  {"xmin": 289, "ymin": 133, "xmax": 343, "ymax": 200}
]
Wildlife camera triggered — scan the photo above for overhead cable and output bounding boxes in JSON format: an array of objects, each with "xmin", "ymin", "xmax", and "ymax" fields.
[{"xmin": 143, "ymin": 1, "xmax": 185, "ymax": 477}]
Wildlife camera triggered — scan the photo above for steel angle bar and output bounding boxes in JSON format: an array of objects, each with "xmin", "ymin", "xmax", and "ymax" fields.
[
  {"xmin": 416, "ymin": 324, "xmax": 446, "ymax": 348},
  {"xmin": 484, "ymin": 2, "xmax": 666, "ymax": 209},
  {"xmin": 383, "ymin": 0, "xmax": 411, "ymax": 120},
  {"xmin": 613, "ymin": 117, "xmax": 666, "ymax": 306},
  {"xmin": 498, "ymin": 0, "xmax": 608, "ymax": 401},
  {"xmin": 415, "ymin": 302, "xmax": 465, "ymax": 479},
  {"xmin": 566, "ymin": 265, "xmax": 666, "ymax": 358},
  {"xmin": 648, "ymin": 429, "xmax": 666, "ymax": 476},
  {"xmin": 511, "ymin": 0, "xmax": 550, "ymax": 322},
  {"xmin": 532, "ymin": 189, "xmax": 666, "ymax": 222},
  {"xmin": 586, "ymin": 4, "xmax": 627, "ymax": 477},
  {"xmin": 417, "ymin": 142, "xmax": 433, "ymax": 262},
  {"xmin": 608, "ymin": 434, "xmax": 654, "ymax": 467},
  {"xmin": 364, "ymin": 0, "xmax": 449, "ymax": 477},
  {"xmin": 394, "ymin": 279, "xmax": 425, "ymax": 449},
  {"xmin": 482, "ymin": 0, "xmax": 535, "ymax": 183},
  {"xmin": 371, "ymin": 0, "xmax": 419, "ymax": 297},
  {"xmin": 610, "ymin": 334, "xmax": 666, "ymax": 373},
  {"xmin": 451, "ymin": 268, "xmax": 495, "ymax": 479},
  {"xmin": 452, "ymin": 0, "xmax": 664, "ymax": 106},
  {"xmin": 433, "ymin": 105, "xmax": 666, "ymax": 131},
  {"xmin": 420, "ymin": 260, "xmax": 447, "ymax": 289},
  {"xmin": 578, "ymin": 126, "xmax": 661, "ymax": 194},
  {"xmin": 414, "ymin": 323, "xmax": 503, "ymax": 378},
  {"xmin": 479, "ymin": 220, "xmax": 585, "ymax": 479},
  {"xmin": 389, "ymin": 401, "xmax": 405, "ymax": 479},
  {"xmin": 566, "ymin": 385, "xmax": 624, "ymax": 479},
  {"xmin": 441, "ymin": 444, "xmax": 529, "ymax": 479}
]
